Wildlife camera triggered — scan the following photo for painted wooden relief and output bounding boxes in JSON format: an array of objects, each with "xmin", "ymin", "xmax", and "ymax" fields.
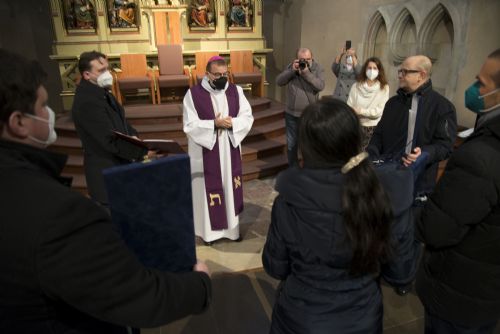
[
  {"xmin": 227, "ymin": 0, "xmax": 253, "ymax": 31},
  {"xmin": 106, "ymin": 0, "xmax": 140, "ymax": 31},
  {"xmin": 61, "ymin": 0, "xmax": 97, "ymax": 33},
  {"xmin": 188, "ymin": 0, "xmax": 216, "ymax": 31}
]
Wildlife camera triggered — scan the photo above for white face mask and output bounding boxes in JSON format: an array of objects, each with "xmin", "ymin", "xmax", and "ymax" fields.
[
  {"xmin": 25, "ymin": 106, "xmax": 57, "ymax": 147},
  {"xmin": 97, "ymin": 70, "xmax": 113, "ymax": 88},
  {"xmin": 366, "ymin": 69, "xmax": 379, "ymax": 81}
]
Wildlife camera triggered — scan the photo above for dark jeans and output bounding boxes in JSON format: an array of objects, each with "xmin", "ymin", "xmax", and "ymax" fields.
[
  {"xmin": 285, "ymin": 113, "xmax": 300, "ymax": 167},
  {"xmin": 425, "ymin": 310, "xmax": 498, "ymax": 334}
]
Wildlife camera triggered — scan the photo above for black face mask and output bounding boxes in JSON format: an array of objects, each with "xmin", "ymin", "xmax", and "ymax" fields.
[{"xmin": 212, "ymin": 76, "xmax": 228, "ymax": 90}]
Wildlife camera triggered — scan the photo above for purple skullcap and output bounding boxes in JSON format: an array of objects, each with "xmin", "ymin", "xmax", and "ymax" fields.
[{"xmin": 208, "ymin": 55, "xmax": 224, "ymax": 63}]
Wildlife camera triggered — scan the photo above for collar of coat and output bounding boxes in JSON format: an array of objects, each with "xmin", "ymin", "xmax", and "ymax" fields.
[
  {"xmin": 275, "ymin": 164, "xmax": 413, "ymax": 216},
  {"xmin": 396, "ymin": 79, "xmax": 433, "ymax": 100},
  {"xmin": 0, "ymin": 139, "xmax": 71, "ymax": 186},
  {"xmin": 79, "ymin": 78, "xmax": 110, "ymax": 97},
  {"xmin": 473, "ymin": 108, "xmax": 500, "ymax": 142}
]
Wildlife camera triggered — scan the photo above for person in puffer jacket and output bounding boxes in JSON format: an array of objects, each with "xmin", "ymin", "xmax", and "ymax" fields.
[{"xmin": 263, "ymin": 98, "xmax": 420, "ymax": 334}]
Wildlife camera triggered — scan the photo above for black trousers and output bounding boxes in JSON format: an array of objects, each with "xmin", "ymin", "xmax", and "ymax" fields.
[{"xmin": 425, "ymin": 310, "xmax": 498, "ymax": 334}]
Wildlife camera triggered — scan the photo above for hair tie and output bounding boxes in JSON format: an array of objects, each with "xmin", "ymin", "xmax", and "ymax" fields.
[{"xmin": 341, "ymin": 152, "xmax": 368, "ymax": 174}]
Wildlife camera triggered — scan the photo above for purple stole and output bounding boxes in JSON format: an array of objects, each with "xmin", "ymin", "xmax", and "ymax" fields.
[{"xmin": 190, "ymin": 83, "xmax": 244, "ymax": 230}]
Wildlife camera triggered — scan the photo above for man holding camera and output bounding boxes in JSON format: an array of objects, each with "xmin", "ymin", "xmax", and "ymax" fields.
[{"xmin": 277, "ymin": 48, "xmax": 325, "ymax": 166}]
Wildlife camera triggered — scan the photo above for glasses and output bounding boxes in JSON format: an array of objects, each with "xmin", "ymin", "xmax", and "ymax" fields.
[
  {"xmin": 208, "ymin": 72, "xmax": 229, "ymax": 79},
  {"xmin": 398, "ymin": 69, "xmax": 421, "ymax": 76}
]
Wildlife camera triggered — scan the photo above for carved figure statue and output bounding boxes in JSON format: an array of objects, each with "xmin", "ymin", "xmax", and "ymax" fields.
[
  {"xmin": 190, "ymin": 0, "xmax": 212, "ymax": 27},
  {"xmin": 65, "ymin": 0, "xmax": 96, "ymax": 29},
  {"xmin": 229, "ymin": 0, "xmax": 251, "ymax": 27},
  {"xmin": 108, "ymin": 0, "xmax": 138, "ymax": 28}
]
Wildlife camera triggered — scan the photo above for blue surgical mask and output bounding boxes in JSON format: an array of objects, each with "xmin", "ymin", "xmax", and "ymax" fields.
[{"xmin": 465, "ymin": 81, "xmax": 500, "ymax": 113}]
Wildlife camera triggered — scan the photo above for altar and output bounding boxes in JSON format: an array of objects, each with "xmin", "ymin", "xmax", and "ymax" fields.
[{"xmin": 48, "ymin": 0, "xmax": 271, "ymax": 110}]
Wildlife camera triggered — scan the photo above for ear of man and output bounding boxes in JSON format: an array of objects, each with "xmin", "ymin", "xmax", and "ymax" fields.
[{"xmin": 6, "ymin": 110, "xmax": 29, "ymax": 139}]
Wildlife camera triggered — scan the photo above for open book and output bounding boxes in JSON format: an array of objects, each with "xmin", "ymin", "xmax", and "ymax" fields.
[{"xmin": 113, "ymin": 131, "xmax": 185, "ymax": 154}]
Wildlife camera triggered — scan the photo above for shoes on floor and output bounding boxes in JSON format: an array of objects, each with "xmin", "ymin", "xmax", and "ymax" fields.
[{"xmin": 203, "ymin": 236, "xmax": 242, "ymax": 246}]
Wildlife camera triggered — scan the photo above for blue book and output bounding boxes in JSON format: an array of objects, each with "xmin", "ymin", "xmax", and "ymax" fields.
[{"xmin": 103, "ymin": 154, "xmax": 196, "ymax": 272}]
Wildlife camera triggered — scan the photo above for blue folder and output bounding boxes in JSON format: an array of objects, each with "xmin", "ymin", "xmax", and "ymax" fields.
[{"xmin": 103, "ymin": 154, "xmax": 196, "ymax": 272}]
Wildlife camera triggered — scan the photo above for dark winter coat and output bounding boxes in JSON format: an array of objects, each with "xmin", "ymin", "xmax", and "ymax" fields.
[
  {"xmin": 0, "ymin": 139, "xmax": 211, "ymax": 333},
  {"xmin": 276, "ymin": 61, "xmax": 325, "ymax": 117},
  {"xmin": 367, "ymin": 80, "xmax": 457, "ymax": 195},
  {"xmin": 262, "ymin": 164, "xmax": 420, "ymax": 334},
  {"xmin": 416, "ymin": 111, "xmax": 500, "ymax": 327},
  {"xmin": 72, "ymin": 79, "xmax": 146, "ymax": 204}
]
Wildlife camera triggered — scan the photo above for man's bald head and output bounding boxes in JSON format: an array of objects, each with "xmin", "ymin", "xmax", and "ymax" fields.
[
  {"xmin": 296, "ymin": 48, "xmax": 312, "ymax": 59},
  {"xmin": 398, "ymin": 55, "xmax": 433, "ymax": 92},
  {"xmin": 405, "ymin": 55, "xmax": 432, "ymax": 78}
]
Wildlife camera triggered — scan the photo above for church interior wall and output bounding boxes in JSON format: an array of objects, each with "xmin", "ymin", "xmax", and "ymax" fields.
[
  {"xmin": 263, "ymin": 0, "xmax": 500, "ymax": 128},
  {"xmin": 0, "ymin": 0, "xmax": 63, "ymax": 114},
  {"xmin": 0, "ymin": 0, "xmax": 498, "ymax": 128}
]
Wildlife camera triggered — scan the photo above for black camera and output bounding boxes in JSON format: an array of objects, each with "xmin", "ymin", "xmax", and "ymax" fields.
[{"xmin": 298, "ymin": 58, "xmax": 309, "ymax": 70}]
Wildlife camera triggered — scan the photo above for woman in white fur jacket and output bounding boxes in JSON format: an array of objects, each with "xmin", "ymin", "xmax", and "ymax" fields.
[{"xmin": 347, "ymin": 57, "xmax": 389, "ymax": 148}]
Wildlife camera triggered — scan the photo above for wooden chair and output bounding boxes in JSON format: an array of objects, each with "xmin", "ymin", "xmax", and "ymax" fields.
[
  {"xmin": 156, "ymin": 44, "xmax": 191, "ymax": 103},
  {"xmin": 192, "ymin": 51, "xmax": 220, "ymax": 85},
  {"xmin": 116, "ymin": 54, "xmax": 156, "ymax": 105},
  {"xmin": 229, "ymin": 50, "xmax": 264, "ymax": 97}
]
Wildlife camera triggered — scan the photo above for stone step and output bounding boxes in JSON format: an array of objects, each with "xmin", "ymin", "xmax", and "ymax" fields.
[
  {"xmin": 64, "ymin": 153, "xmax": 288, "ymax": 193},
  {"xmin": 245, "ymin": 118, "xmax": 285, "ymax": 142},
  {"xmin": 51, "ymin": 96, "xmax": 287, "ymax": 194},
  {"xmin": 242, "ymin": 154, "xmax": 288, "ymax": 181},
  {"xmin": 241, "ymin": 135, "xmax": 286, "ymax": 162},
  {"xmin": 55, "ymin": 101, "xmax": 284, "ymax": 138},
  {"xmin": 61, "ymin": 134, "xmax": 286, "ymax": 174}
]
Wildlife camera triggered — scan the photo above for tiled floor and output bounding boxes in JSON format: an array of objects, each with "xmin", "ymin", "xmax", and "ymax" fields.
[{"xmin": 142, "ymin": 177, "xmax": 500, "ymax": 334}]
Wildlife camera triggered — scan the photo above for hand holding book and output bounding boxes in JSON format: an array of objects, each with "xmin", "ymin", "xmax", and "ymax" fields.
[{"xmin": 113, "ymin": 131, "xmax": 185, "ymax": 155}]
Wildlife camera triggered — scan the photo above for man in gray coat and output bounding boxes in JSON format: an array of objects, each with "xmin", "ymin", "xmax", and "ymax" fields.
[{"xmin": 276, "ymin": 47, "xmax": 325, "ymax": 166}]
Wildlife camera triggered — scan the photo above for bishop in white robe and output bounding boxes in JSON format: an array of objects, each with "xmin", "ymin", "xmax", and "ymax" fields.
[{"xmin": 183, "ymin": 59, "xmax": 253, "ymax": 244}]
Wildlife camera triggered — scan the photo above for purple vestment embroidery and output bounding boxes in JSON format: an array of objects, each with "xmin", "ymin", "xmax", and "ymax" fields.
[{"xmin": 190, "ymin": 83, "xmax": 244, "ymax": 230}]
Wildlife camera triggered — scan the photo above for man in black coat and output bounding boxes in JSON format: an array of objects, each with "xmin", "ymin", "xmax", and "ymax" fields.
[
  {"xmin": 416, "ymin": 49, "xmax": 500, "ymax": 333},
  {"xmin": 72, "ymin": 51, "xmax": 151, "ymax": 206},
  {"xmin": 367, "ymin": 55, "xmax": 457, "ymax": 198},
  {"xmin": 0, "ymin": 49, "xmax": 211, "ymax": 333}
]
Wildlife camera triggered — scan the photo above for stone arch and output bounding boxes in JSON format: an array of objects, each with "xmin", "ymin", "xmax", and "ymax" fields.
[
  {"xmin": 418, "ymin": 3, "xmax": 454, "ymax": 61},
  {"xmin": 389, "ymin": 8, "xmax": 417, "ymax": 64},
  {"xmin": 364, "ymin": 11, "xmax": 387, "ymax": 60},
  {"xmin": 419, "ymin": 3, "xmax": 454, "ymax": 96}
]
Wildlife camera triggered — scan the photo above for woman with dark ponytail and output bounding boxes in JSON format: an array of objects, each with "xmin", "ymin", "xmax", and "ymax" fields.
[{"xmin": 263, "ymin": 98, "xmax": 420, "ymax": 333}]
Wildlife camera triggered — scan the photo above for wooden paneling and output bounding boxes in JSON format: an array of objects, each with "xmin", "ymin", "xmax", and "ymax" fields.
[
  {"xmin": 154, "ymin": 12, "xmax": 168, "ymax": 46},
  {"xmin": 120, "ymin": 54, "xmax": 148, "ymax": 76},
  {"xmin": 168, "ymin": 12, "xmax": 182, "ymax": 45},
  {"xmin": 154, "ymin": 11, "xmax": 182, "ymax": 46},
  {"xmin": 230, "ymin": 50, "xmax": 254, "ymax": 73}
]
